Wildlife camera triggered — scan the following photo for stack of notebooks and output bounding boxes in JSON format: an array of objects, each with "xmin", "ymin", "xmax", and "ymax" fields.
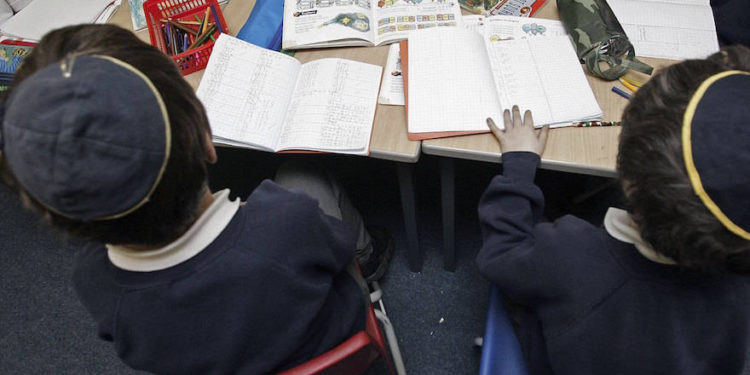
[{"xmin": 401, "ymin": 17, "xmax": 602, "ymax": 140}]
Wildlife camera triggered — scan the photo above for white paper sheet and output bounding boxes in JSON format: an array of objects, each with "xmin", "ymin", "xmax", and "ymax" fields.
[
  {"xmin": 197, "ymin": 35, "xmax": 300, "ymax": 151},
  {"xmin": 407, "ymin": 27, "xmax": 504, "ymax": 134},
  {"xmin": 0, "ymin": 0, "xmax": 117, "ymax": 40},
  {"xmin": 378, "ymin": 43, "xmax": 405, "ymax": 106},
  {"xmin": 608, "ymin": 0, "xmax": 719, "ymax": 60}
]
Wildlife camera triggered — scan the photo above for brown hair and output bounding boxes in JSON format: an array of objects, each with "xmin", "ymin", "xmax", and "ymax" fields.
[
  {"xmin": 617, "ymin": 45, "xmax": 750, "ymax": 273},
  {"xmin": 1, "ymin": 24, "xmax": 211, "ymax": 246}
]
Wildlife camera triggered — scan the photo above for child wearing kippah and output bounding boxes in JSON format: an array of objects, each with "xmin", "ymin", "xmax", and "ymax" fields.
[
  {"xmin": 0, "ymin": 24, "xmax": 391, "ymax": 374},
  {"xmin": 477, "ymin": 46, "xmax": 750, "ymax": 374}
]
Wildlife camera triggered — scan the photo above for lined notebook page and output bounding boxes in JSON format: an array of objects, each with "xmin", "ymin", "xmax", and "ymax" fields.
[
  {"xmin": 486, "ymin": 36, "xmax": 602, "ymax": 127},
  {"xmin": 608, "ymin": 0, "xmax": 718, "ymax": 60},
  {"xmin": 278, "ymin": 58, "xmax": 382, "ymax": 154},
  {"xmin": 408, "ymin": 28, "xmax": 503, "ymax": 134},
  {"xmin": 196, "ymin": 35, "xmax": 301, "ymax": 151}
]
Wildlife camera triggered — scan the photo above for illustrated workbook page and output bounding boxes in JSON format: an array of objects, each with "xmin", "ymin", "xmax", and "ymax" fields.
[
  {"xmin": 477, "ymin": 14, "xmax": 567, "ymax": 39},
  {"xmin": 484, "ymin": 35, "xmax": 602, "ymax": 127},
  {"xmin": 196, "ymin": 34, "xmax": 300, "ymax": 151},
  {"xmin": 283, "ymin": 0, "xmax": 376, "ymax": 49},
  {"xmin": 278, "ymin": 58, "xmax": 382, "ymax": 155},
  {"xmin": 371, "ymin": 0, "xmax": 463, "ymax": 45},
  {"xmin": 460, "ymin": 0, "xmax": 548, "ymax": 16},
  {"xmin": 608, "ymin": 0, "xmax": 718, "ymax": 60},
  {"xmin": 407, "ymin": 27, "xmax": 504, "ymax": 134}
]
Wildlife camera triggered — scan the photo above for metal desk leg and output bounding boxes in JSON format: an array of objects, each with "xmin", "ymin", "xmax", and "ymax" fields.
[
  {"xmin": 396, "ymin": 163, "xmax": 421, "ymax": 272},
  {"xmin": 441, "ymin": 158, "xmax": 456, "ymax": 271}
]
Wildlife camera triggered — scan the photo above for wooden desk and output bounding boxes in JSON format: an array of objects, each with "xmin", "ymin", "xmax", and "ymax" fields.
[
  {"xmin": 109, "ymin": 0, "xmax": 424, "ymax": 270},
  {"xmin": 422, "ymin": 3, "xmax": 673, "ymax": 177},
  {"xmin": 109, "ymin": 0, "xmax": 420, "ymax": 163},
  {"xmin": 420, "ymin": 3, "xmax": 676, "ymax": 270}
]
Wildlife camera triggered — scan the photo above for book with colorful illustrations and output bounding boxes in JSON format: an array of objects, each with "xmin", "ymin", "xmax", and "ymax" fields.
[
  {"xmin": 401, "ymin": 25, "xmax": 602, "ymax": 140},
  {"xmin": 282, "ymin": 0, "xmax": 463, "ymax": 50},
  {"xmin": 459, "ymin": 0, "xmax": 548, "ymax": 17},
  {"xmin": 0, "ymin": 38, "xmax": 34, "ymax": 91},
  {"xmin": 197, "ymin": 34, "xmax": 382, "ymax": 156}
]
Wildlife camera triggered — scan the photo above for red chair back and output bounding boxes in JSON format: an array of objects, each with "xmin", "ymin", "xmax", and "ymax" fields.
[{"xmin": 276, "ymin": 304, "xmax": 395, "ymax": 375}]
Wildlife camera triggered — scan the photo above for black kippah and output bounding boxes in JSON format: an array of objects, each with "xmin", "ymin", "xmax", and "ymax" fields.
[{"xmin": 682, "ymin": 71, "xmax": 750, "ymax": 240}]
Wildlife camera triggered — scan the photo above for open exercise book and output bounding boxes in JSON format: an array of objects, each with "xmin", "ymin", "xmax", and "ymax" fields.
[
  {"xmin": 608, "ymin": 0, "xmax": 718, "ymax": 60},
  {"xmin": 196, "ymin": 34, "xmax": 382, "ymax": 156},
  {"xmin": 282, "ymin": 0, "xmax": 462, "ymax": 50},
  {"xmin": 403, "ymin": 24, "xmax": 601, "ymax": 140}
]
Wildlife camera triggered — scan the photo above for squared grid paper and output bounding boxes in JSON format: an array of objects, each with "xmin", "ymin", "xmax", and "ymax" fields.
[
  {"xmin": 488, "ymin": 36, "xmax": 602, "ymax": 127},
  {"xmin": 408, "ymin": 28, "xmax": 503, "ymax": 134}
]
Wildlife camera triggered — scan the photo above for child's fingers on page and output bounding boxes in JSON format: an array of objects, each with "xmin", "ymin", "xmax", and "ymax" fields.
[
  {"xmin": 512, "ymin": 105, "xmax": 522, "ymax": 128},
  {"xmin": 503, "ymin": 109, "xmax": 513, "ymax": 129},
  {"xmin": 523, "ymin": 110, "xmax": 534, "ymax": 129},
  {"xmin": 487, "ymin": 117, "xmax": 503, "ymax": 139}
]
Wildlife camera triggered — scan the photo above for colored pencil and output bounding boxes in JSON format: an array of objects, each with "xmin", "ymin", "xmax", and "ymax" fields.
[
  {"xmin": 622, "ymin": 71, "xmax": 646, "ymax": 87},
  {"xmin": 188, "ymin": 24, "xmax": 217, "ymax": 49},
  {"xmin": 612, "ymin": 86, "xmax": 631, "ymax": 100},
  {"xmin": 168, "ymin": 19, "xmax": 198, "ymax": 36},
  {"xmin": 209, "ymin": 3, "xmax": 224, "ymax": 34},
  {"xmin": 161, "ymin": 19, "xmax": 202, "ymax": 25},
  {"xmin": 200, "ymin": 8, "xmax": 211, "ymax": 35},
  {"xmin": 618, "ymin": 78, "xmax": 639, "ymax": 93}
]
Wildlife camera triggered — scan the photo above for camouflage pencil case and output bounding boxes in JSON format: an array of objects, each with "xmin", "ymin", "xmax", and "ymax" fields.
[{"xmin": 557, "ymin": 0, "xmax": 652, "ymax": 80}]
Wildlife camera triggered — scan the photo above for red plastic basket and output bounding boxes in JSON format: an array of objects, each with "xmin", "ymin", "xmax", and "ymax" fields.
[{"xmin": 143, "ymin": 0, "xmax": 229, "ymax": 75}]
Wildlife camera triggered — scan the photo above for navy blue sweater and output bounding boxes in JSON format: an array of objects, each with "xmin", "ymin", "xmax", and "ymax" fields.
[
  {"xmin": 477, "ymin": 152, "xmax": 750, "ymax": 375},
  {"xmin": 73, "ymin": 181, "xmax": 365, "ymax": 374}
]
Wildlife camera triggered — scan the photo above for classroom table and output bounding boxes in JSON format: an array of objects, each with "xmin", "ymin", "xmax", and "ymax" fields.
[
  {"xmin": 422, "ymin": 3, "xmax": 676, "ymax": 271},
  {"xmin": 109, "ymin": 0, "xmax": 425, "ymax": 271}
]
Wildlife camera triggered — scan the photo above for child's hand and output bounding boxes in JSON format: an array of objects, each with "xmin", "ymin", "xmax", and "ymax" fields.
[{"xmin": 487, "ymin": 105, "xmax": 549, "ymax": 156}]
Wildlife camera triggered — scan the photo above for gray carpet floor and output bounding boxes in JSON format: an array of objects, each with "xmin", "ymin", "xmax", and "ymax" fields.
[{"xmin": 0, "ymin": 150, "xmax": 609, "ymax": 375}]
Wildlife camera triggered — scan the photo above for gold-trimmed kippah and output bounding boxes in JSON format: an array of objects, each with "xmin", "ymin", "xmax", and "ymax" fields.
[
  {"xmin": 682, "ymin": 70, "xmax": 750, "ymax": 240},
  {"xmin": 1, "ymin": 55, "xmax": 171, "ymax": 222}
]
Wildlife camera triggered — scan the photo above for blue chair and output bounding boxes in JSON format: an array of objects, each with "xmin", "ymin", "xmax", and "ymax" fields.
[{"xmin": 479, "ymin": 286, "xmax": 529, "ymax": 375}]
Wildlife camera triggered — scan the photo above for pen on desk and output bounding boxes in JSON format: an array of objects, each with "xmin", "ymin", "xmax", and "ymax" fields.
[{"xmin": 612, "ymin": 86, "xmax": 631, "ymax": 100}]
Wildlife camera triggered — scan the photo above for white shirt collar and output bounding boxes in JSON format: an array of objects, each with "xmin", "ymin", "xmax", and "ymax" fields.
[
  {"xmin": 107, "ymin": 189, "xmax": 240, "ymax": 272},
  {"xmin": 604, "ymin": 207, "xmax": 677, "ymax": 266}
]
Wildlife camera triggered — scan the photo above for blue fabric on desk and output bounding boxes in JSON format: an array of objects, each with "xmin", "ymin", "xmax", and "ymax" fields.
[{"xmin": 236, "ymin": 0, "xmax": 283, "ymax": 51}]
